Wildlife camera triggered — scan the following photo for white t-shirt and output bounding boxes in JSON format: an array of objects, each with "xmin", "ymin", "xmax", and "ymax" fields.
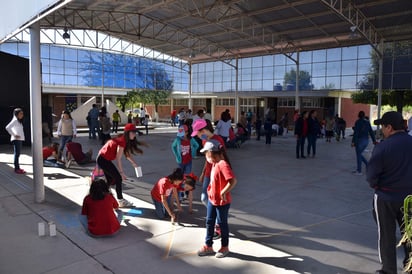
[{"xmin": 140, "ymin": 109, "xmax": 146, "ymax": 118}]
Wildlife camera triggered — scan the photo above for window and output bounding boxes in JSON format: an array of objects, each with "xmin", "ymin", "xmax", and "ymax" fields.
[
  {"xmin": 277, "ymin": 98, "xmax": 295, "ymax": 107},
  {"xmin": 216, "ymin": 98, "xmax": 235, "ymax": 106}
]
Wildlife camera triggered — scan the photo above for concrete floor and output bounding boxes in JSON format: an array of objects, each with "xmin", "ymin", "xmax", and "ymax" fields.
[{"xmin": 0, "ymin": 125, "xmax": 407, "ymax": 274}]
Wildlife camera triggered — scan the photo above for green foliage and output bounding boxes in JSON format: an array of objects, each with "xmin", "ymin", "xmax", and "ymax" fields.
[
  {"xmin": 284, "ymin": 69, "xmax": 313, "ymax": 90},
  {"xmin": 135, "ymin": 88, "xmax": 170, "ymax": 112},
  {"xmin": 354, "ymin": 41, "xmax": 412, "ymax": 111}
]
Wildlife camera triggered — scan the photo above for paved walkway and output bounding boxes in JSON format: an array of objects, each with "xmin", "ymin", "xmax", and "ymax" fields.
[{"xmin": 0, "ymin": 126, "xmax": 407, "ymax": 274}]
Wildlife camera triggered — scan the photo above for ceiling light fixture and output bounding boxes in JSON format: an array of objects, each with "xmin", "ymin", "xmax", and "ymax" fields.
[
  {"xmin": 349, "ymin": 25, "xmax": 358, "ymax": 39},
  {"xmin": 63, "ymin": 27, "xmax": 70, "ymax": 40}
]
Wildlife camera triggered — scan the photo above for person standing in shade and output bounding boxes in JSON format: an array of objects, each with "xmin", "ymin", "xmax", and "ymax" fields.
[
  {"xmin": 294, "ymin": 111, "xmax": 308, "ymax": 159},
  {"xmin": 263, "ymin": 117, "xmax": 272, "ymax": 144},
  {"xmin": 366, "ymin": 111, "xmax": 412, "ymax": 274},
  {"xmin": 351, "ymin": 110, "xmax": 376, "ymax": 175},
  {"xmin": 112, "ymin": 110, "xmax": 121, "ymax": 133},
  {"xmin": 87, "ymin": 104, "xmax": 99, "ymax": 139},
  {"xmin": 127, "ymin": 110, "xmax": 133, "ymax": 124},
  {"xmin": 5, "ymin": 108, "xmax": 26, "ymax": 174},
  {"xmin": 57, "ymin": 110, "xmax": 77, "ymax": 161},
  {"xmin": 307, "ymin": 110, "xmax": 321, "ymax": 158}
]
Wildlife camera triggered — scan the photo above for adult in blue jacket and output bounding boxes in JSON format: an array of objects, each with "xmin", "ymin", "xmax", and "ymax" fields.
[
  {"xmin": 351, "ymin": 111, "xmax": 376, "ymax": 175},
  {"xmin": 367, "ymin": 111, "xmax": 412, "ymax": 274}
]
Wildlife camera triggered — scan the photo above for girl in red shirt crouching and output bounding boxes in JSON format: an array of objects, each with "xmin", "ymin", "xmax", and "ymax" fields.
[
  {"xmin": 197, "ymin": 140, "xmax": 237, "ymax": 258},
  {"xmin": 151, "ymin": 168, "xmax": 184, "ymax": 223},
  {"xmin": 80, "ymin": 178, "xmax": 123, "ymax": 237}
]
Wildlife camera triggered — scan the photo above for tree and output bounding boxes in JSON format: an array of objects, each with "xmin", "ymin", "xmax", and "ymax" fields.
[
  {"xmin": 116, "ymin": 90, "xmax": 138, "ymax": 112},
  {"xmin": 283, "ymin": 69, "xmax": 314, "ymax": 91},
  {"xmin": 353, "ymin": 41, "xmax": 412, "ymax": 112},
  {"xmin": 81, "ymin": 51, "xmax": 174, "ymax": 96},
  {"xmin": 135, "ymin": 89, "xmax": 170, "ymax": 121}
]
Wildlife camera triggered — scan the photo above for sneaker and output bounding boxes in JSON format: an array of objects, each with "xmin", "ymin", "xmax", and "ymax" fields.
[
  {"xmin": 118, "ymin": 199, "xmax": 133, "ymax": 208},
  {"xmin": 215, "ymin": 246, "xmax": 229, "ymax": 258},
  {"xmin": 15, "ymin": 169, "xmax": 26, "ymax": 174},
  {"xmin": 197, "ymin": 245, "xmax": 214, "ymax": 256},
  {"xmin": 352, "ymin": 171, "xmax": 363, "ymax": 176}
]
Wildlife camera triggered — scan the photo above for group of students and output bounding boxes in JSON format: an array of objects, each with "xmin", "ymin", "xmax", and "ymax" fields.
[
  {"xmin": 80, "ymin": 118, "xmax": 237, "ymax": 258},
  {"xmin": 5, "ymin": 107, "xmax": 237, "ymax": 258}
]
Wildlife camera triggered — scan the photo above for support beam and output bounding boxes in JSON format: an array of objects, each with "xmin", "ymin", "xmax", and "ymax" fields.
[{"xmin": 29, "ymin": 22, "xmax": 45, "ymax": 203}]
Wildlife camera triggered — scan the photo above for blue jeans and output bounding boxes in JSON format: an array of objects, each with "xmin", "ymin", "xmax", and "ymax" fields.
[
  {"xmin": 355, "ymin": 138, "xmax": 369, "ymax": 173},
  {"xmin": 205, "ymin": 202, "xmax": 230, "ymax": 247},
  {"xmin": 90, "ymin": 119, "xmax": 99, "ymax": 138},
  {"xmin": 12, "ymin": 140, "xmax": 22, "ymax": 171},
  {"xmin": 152, "ymin": 195, "xmax": 172, "ymax": 219},
  {"xmin": 178, "ymin": 162, "xmax": 192, "ymax": 175},
  {"xmin": 201, "ymin": 176, "xmax": 211, "ymax": 207},
  {"xmin": 307, "ymin": 134, "xmax": 317, "ymax": 156},
  {"xmin": 79, "ymin": 210, "xmax": 123, "ymax": 237},
  {"xmin": 59, "ymin": 135, "xmax": 73, "ymax": 157}
]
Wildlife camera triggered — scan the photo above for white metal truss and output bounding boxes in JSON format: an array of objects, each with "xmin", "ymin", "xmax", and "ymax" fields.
[{"xmin": 8, "ymin": 28, "xmax": 190, "ymax": 72}]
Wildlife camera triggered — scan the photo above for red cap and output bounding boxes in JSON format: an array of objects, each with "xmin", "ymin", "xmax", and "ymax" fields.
[{"xmin": 124, "ymin": 123, "xmax": 138, "ymax": 132}]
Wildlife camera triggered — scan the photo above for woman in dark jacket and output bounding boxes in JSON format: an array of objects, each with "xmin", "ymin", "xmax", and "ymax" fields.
[
  {"xmin": 307, "ymin": 110, "xmax": 321, "ymax": 158},
  {"xmin": 294, "ymin": 111, "xmax": 309, "ymax": 159}
]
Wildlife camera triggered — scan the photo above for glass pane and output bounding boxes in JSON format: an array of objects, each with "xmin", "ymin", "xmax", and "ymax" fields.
[
  {"xmin": 342, "ymin": 60, "xmax": 357, "ymax": 75},
  {"xmin": 252, "ymin": 56, "xmax": 262, "ymax": 67},
  {"xmin": 325, "ymin": 76, "xmax": 341, "ymax": 89},
  {"xmin": 327, "ymin": 61, "xmax": 341, "ymax": 76},
  {"xmin": 341, "ymin": 75, "xmax": 357, "ymax": 89},
  {"xmin": 300, "ymin": 51, "xmax": 312, "ymax": 64},
  {"xmin": 312, "ymin": 77, "xmax": 326, "ymax": 90},
  {"xmin": 312, "ymin": 62, "xmax": 326, "ymax": 77},
  {"xmin": 327, "ymin": 48, "xmax": 341, "ymax": 61},
  {"xmin": 342, "ymin": 46, "xmax": 357, "ymax": 60},
  {"xmin": 263, "ymin": 55, "xmax": 274, "ymax": 66},
  {"xmin": 274, "ymin": 54, "xmax": 286, "ymax": 65},
  {"xmin": 358, "ymin": 45, "xmax": 372, "ymax": 59},
  {"xmin": 313, "ymin": 49, "xmax": 326, "ymax": 62}
]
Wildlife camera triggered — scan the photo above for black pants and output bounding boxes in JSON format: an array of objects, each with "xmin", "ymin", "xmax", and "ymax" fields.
[
  {"xmin": 373, "ymin": 194, "xmax": 410, "ymax": 274},
  {"xmin": 296, "ymin": 136, "xmax": 306, "ymax": 158},
  {"xmin": 97, "ymin": 155, "xmax": 123, "ymax": 199}
]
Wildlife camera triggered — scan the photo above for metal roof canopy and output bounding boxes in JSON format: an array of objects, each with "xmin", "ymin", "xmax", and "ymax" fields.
[{"xmin": 36, "ymin": 0, "xmax": 412, "ymax": 64}]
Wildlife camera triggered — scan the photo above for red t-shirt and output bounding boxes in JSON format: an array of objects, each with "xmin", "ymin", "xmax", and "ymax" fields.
[
  {"xmin": 81, "ymin": 194, "xmax": 120, "ymax": 236},
  {"xmin": 151, "ymin": 177, "xmax": 174, "ymax": 202},
  {"xmin": 180, "ymin": 138, "xmax": 191, "ymax": 164},
  {"xmin": 98, "ymin": 136, "xmax": 126, "ymax": 161},
  {"xmin": 302, "ymin": 119, "xmax": 308, "ymax": 137},
  {"xmin": 203, "ymin": 135, "xmax": 225, "ymax": 177},
  {"xmin": 66, "ymin": 142, "xmax": 85, "ymax": 162},
  {"xmin": 208, "ymin": 159, "xmax": 235, "ymax": 206},
  {"xmin": 42, "ymin": 146, "xmax": 55, "ymax": 160}
]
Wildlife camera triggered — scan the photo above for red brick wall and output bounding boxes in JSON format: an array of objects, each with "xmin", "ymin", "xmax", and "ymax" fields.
[{"xmin": 341, "ymin": 98, "xmax": 370, "ymax": 128}]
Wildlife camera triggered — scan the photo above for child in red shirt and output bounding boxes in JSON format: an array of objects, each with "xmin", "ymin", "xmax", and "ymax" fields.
[
  {"xmin": 42, "ymin": 142, "xmax": 65, "ymax": 168},
  {"xmin": 197, "ymin": 140, "xmax": 237, "ymax": 258},
  {"xmin": 151, "ymin": 168, "xmax": 184, "ymax": 223},
  {"xmin": 97, "ymin": 123, "xmax": 148, "ymax": 208},
  {"xmin": 175, "ymin": 173, "xmax": 197, "ymax": 214},
  {"xmin": 80, "ymin": 178, "xmax": 123, "ymax": 237}
]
